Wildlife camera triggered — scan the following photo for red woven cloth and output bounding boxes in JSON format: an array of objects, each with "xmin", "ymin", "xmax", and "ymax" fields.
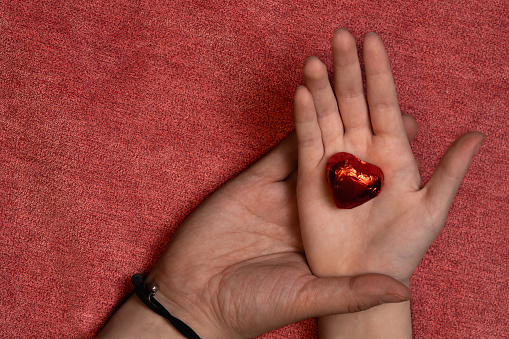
[{"xmin": 1, "ymin": 1, "xmax": 507, "ymax": 337}]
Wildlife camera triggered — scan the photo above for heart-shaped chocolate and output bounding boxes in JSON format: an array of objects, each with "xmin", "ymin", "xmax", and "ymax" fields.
[{"xmin": 326, "ymin": 152, "xmax": 384, "ymax": 209}]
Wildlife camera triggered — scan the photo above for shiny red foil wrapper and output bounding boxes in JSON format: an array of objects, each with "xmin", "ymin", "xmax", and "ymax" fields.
[{"xmin": 326, "ymin": 152, "xmax": 384, "ymax": 209}]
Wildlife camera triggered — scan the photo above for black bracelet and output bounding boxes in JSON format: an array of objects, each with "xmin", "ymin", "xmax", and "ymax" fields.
[{"xmin": 131, "ymin": 274, "xmax": 202, "ymax": 339}]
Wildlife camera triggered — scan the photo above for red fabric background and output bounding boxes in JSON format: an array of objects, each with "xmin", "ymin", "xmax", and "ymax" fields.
[{"xmin": 1, "ymin": 0, "xmax": 507, "ymax": 337}]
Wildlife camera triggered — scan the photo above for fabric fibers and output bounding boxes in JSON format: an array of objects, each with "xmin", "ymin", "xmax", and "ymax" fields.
[{"xmin": 1, "ymin": 0, "xmax": 507, "ymax": 337}]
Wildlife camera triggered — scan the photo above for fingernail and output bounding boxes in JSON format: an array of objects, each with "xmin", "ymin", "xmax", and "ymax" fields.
[
  {"xmin": 473, "ymin": 132, "xmax": 485, "ymax": 153},
  {"xmin": 475, "ymin": 139, "xmax": 485, "ymax": 153},
  {"xmin": 379, "ymin": 295, "xmax": 410, "ymax": 305},
  {"xmin": 474, "ymin": 143, "xmax": 482, "ymax": 154}
]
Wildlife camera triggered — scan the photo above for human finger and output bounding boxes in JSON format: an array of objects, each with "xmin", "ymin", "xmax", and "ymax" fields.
[
  {"xmin": 247, "ymin": 132, "xmax": 298, "ymax": 182},
  {"xmin": 293, "ymin": 274, "xmax": 410, "ymax": 319},
  {"xmin": 294, "ymin": 85, "xmax": 324, "ymax": 171},
  {"xmin": 402, "ymin": 114, "xmax": 418, "ymax": 142},
  {"xmin": 332, "ymin": 28, "xmax": 370, "ymax": 135},
  {"xmin": 402, "ymin": 114, "xmax": 421, "ymax": 172},
  {"xmin": 303, "ymin": 56, "xmax": 343, "ymax": 149},
  {"xmin": 424, "ymin": 132, "xmax": 484, "ymax": 228},
  {"xmin": 363, "ymin": 32, "xmax": 406, "ymax": 138}
]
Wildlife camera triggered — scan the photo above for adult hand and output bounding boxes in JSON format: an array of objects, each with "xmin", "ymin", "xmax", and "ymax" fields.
[{"xmin": 100, "ymin": 130, "xmax": 418, "ymax": 339}]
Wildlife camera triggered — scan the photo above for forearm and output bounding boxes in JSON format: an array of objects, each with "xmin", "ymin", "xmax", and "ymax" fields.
[
  {"xmin": 97, "ymin": 295, "xmax": 185, "ymax": 339},
  {"xmin": 318, "ymin": 300, "xmax": 412, "ymax": 339}
]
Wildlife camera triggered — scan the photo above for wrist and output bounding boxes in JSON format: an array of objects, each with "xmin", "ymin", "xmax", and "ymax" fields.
[
  {"xmin": 97, "ymin": 295, "xmax": 185, "ymax": 338},
  {"xmin": 318, "ymin": 300, "xmax": 412, "ymax": 339},
  {"xmin": 146, "ymin": 269, "xmax": 229, "ymax": 339}
]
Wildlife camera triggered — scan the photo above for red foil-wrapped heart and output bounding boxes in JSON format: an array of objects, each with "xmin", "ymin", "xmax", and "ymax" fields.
[{"xmin": 326, "ymin": 152, "xmax": 384, "ymax": 209}]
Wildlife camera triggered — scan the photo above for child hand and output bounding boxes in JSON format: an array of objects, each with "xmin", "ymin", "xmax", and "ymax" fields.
[{"xmin": 294, "ymin": 28, "xmax": 484, "ymax": 285}]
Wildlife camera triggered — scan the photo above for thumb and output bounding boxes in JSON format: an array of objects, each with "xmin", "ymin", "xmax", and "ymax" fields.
[
  {"xmin": 245, "ymin": 132, "xmax": 298, "ymax": 182},
  {"xmin": 424, "ymin": 132, "xmax": 484, "ymax": 228},
  {"xmin": 293, "ymin": 273, "xmax": 410, "ymax": 319}
]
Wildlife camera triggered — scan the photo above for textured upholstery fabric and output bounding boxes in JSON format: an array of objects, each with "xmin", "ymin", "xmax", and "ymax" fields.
[{"xmin": 1, "ymin": 1, "xmax": 507, "ymax": 337}]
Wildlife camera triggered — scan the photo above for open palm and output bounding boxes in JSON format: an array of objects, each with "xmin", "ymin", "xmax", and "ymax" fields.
[
  {"xmin": 295, "ymin": 29, "xmax": 483, "ymax": 284},
  {"xmin": 144, "ymin": 133, "xmax": 410, "ymax": 339}
]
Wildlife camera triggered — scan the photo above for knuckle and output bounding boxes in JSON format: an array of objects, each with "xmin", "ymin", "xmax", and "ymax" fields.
[
  {"xmin": 372, "ymin": 99, "xmax": 399, "ymax": 112},
  {"xmin": 336, "ymin": 87, "xmax": 364, "ymax": 100},
  {"xmin": 298, "ymin": 135, "xmax": 321, "ymax": 149},
  {"xmin": 316, "ymin": 108, "xmax": 338, "ymax": 119}
]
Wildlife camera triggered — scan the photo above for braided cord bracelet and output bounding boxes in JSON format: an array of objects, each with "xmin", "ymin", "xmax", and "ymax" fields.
[{"xmin": 131, "ymin": 274, "xmax": 201, "ymax": 339}]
